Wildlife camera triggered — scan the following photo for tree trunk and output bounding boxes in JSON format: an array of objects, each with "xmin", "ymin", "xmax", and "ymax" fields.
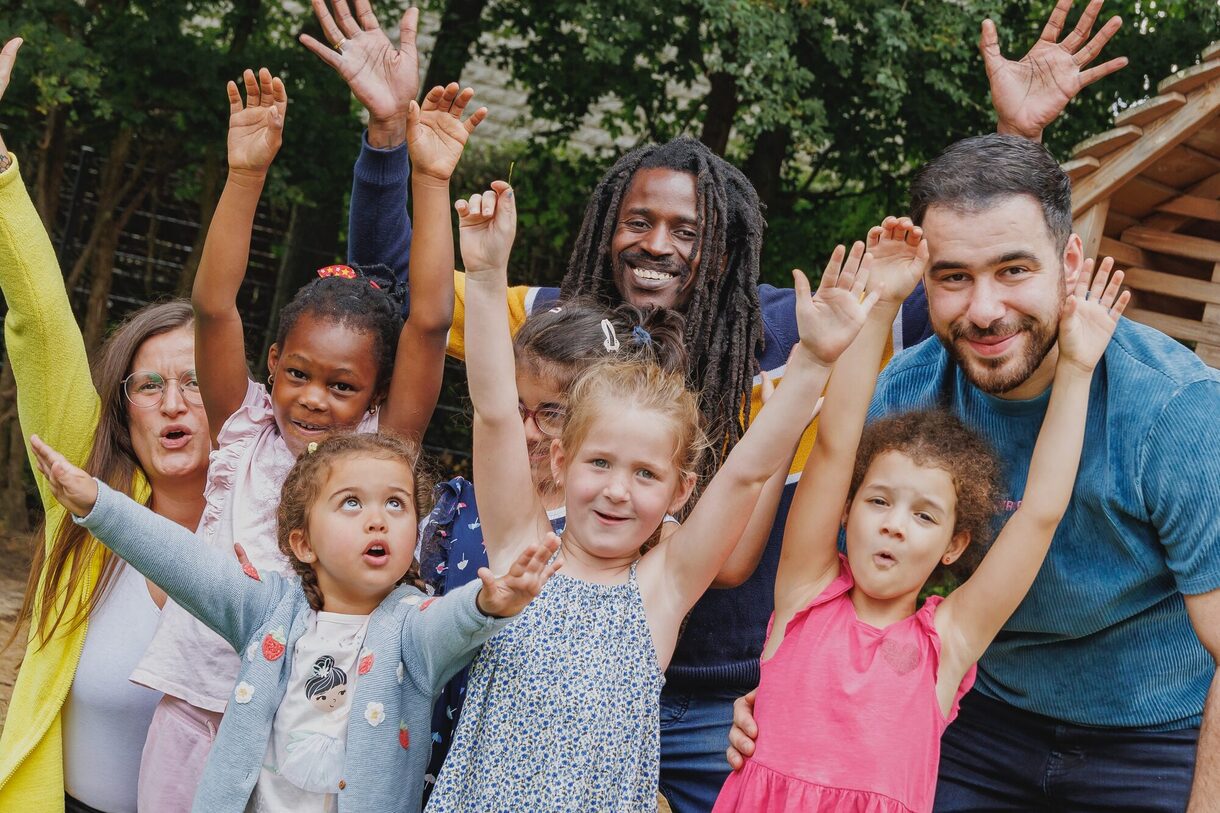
[
  {"xmin": 420, "ymin": 0, "xmax": 492, "ymax": 96},
  {"xmin": 699, "ymin": 71, "xmax": 740, "ymax": 157},
  {"xmin": 175, "ymin": 148, "xmax": 223, "ymax": 297},
  {"xmin": 744, "ymin": 127, "xmax": 790, "ymax": 213},
  {"xmin": 0, "ymin": 358, "xmax": 30, "ymax": 534},
  {"xmin": 34, "ymin": 105, "xmax": 68, "ymax": 231}
]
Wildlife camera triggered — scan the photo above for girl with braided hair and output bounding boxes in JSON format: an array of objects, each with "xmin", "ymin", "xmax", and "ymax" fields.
[
  {"xmin": 29, "ymin": 430, "xmax": 559, "ymax": 813},
  {"xmin": 126, "ymin": 70, "xmax": 485, "ymax": 810}
]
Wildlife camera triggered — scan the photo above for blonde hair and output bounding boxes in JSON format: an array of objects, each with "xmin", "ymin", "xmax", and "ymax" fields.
[
  {"xmin": 276, "ymin": 431, "xmax": 435, "ymax": 610},
  {"xmin": 561, "ymin": 359, "xmax": 708, "ymax": 532}
]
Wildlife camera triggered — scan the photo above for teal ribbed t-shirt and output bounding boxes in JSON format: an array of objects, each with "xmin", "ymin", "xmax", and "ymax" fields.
[{"xmin": 869, "ymin": 319, "xmax": 1220, "ymax": 729}]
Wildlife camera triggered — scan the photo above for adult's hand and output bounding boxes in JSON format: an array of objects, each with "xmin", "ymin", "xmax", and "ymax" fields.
[
  {"xmin": 0, "ymin": 37, "xmax": 23, "ymax": 159},
  {"xmin": 725, "ymin": 689, "xmax": 759, "ymax": 770},
  {"xmin": 981, "ymin": 0, "xmax": 1127, "ymax": 142},
  {"xmin": 300, "ymin": 0, "xmax": 420, "ymax": 149}
]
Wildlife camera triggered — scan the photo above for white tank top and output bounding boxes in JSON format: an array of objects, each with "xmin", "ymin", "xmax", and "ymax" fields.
[{"xmin": 62, "ymin": 561, "xmax": 163, "ymax": 812}]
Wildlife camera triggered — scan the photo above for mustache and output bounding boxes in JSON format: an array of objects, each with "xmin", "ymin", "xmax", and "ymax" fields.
[
  {"xmin": 948, "ymin": 315, "xmax": 1037, "ymax": 343},
  {"xmin": 618, "ymin": 248, "xmax": 688, "ymax": 278}
]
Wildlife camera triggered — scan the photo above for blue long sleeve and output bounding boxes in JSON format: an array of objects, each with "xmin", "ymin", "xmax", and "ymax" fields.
[{"xmin": 348, "ymin": 132, "xmax": 412, "ymax": 317}]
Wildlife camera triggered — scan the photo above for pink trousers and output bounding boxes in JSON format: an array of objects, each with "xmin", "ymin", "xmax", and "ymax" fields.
[{"xmin": 136, "ymin": 695, "xmax": 224, "ymax": 812}]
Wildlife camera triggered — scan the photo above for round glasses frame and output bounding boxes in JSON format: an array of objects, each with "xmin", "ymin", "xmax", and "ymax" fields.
[
  {"xmin": 122, "ymin": 370, "xmax": 204, "ymax": 408},
  {"xmin": 518, "ymin": 402, "xmax": 565, "ymax": 437}
]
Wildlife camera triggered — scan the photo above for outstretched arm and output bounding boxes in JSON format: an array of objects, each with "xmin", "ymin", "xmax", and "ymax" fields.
[
  {"xmin": 192, "ymin": 69, "xmax": 287, "ymax": 441},
  {"xmin": 654, "ymin": 258, "xmax": 879, "ymax": 621},
  {"xmin": 982, "ymin": 0, "xmax": 1127, "ymax": 142},
  {"xmin": 938, "ymin": 260, "xmax": 1129, "ymax": 673},
  {"xmin": 379, "ymin": 84, "xmax": 486, "ymax": 440},
  {"xmin": 458, "ymin": 182, "xmax": 551, "ymax": 571},
  {"xmin": 30, "ymin": 436, "xmax": 279, "ymax": 650},
  {"xmin": 770, "ymin": 223, "xmax": 927, "ymax": 644}
]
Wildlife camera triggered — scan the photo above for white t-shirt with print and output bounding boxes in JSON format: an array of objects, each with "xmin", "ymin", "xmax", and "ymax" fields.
[{"xmin": 247, "ymin": 612, "xmax": 371, "ymax": 813}]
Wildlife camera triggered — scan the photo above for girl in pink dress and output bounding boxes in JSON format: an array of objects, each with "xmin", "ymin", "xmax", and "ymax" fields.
[{"xmin": 713, "ymin": 220, "xmax": 1131, "ymax": 813}]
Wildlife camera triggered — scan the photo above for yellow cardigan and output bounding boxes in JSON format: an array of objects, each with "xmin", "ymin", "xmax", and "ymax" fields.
[{"xmin": 0, "ymin": 156, "xmax": 149, "ymax": 812}]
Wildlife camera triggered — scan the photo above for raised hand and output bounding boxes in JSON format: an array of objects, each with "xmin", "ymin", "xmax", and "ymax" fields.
[
  {"xmin": 226, "ymin": 68, "xmax": 288, "ymax": 177},
  {"xmin": 300, "ymin": 1, "xmax": 419, "ymax": 148},
  {"xmin": 982, "ymin": 0, "xmax": 1127, "ymax": 141},
  {"xmin": 794, "ymin": 243, "xmax": 880, "ymax": 366},
  {"xmin": 456, "ymin": 181, "xmax": 516, "ymax": 276},
  {"xmin": 0, "ymin": 37, "xmax": 23, "ymax": 158},
  {"xmin": 1058, "ymin": 256, "xmax": 1129, "ymax": 374},
  {"xmin": 475, "ymin": 532, "xmax": 562, "ymax": 618},
  {"xmin": 409, "ymin": 84, "xmax": 487, "ymax": 184},
  {"xmin": 865, "ymin": 216, "xmax": 929, "ymax": 305},
  {"xmin": 29, "ymin": 434, "xmax": 99, "ymax": 518}
]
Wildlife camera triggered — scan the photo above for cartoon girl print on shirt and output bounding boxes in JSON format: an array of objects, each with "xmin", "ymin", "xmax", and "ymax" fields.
[{"xmin": 279, "ymin": 655, "xmax": 350, "ymax": 792}]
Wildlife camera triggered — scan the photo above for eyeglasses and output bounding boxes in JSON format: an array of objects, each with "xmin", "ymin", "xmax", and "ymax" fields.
[
  {"xmin": 122, "ymin": 370, "xmax": 204, "ymax": 408},
  {"xmin": 518, "ymin": 401, "xmax": 565, "ymax": 437}
]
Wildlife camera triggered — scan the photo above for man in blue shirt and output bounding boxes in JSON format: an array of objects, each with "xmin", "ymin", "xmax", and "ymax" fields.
[{"xmin": 730, "ymin": 133, "xmax": 1220, "ymax": 810}]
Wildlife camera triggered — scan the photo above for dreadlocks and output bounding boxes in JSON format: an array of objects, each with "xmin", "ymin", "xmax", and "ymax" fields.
[{"xmin": 560, "ymin": 137, "xmax": 766, "ymax": 478}]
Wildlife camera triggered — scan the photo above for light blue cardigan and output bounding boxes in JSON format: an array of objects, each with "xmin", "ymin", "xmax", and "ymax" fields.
[{"xmin": 77, "ymin": 481, "xmax": 510, "ymax": 813}]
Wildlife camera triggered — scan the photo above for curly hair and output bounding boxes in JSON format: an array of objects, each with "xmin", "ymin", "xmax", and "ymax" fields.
[
  {"xmin": 276, "ymin": 431, "xmax": 436, "ymax": 610},
  {"xmin": 849, "ymin": 410, "xmax": 1002, "ymax": 581},
  {"xmin": 275, "ymin": 264, "xmax": 405, "ymax": 399},
  {"xmin": 559, "ymin": 137, "xmax": 766, "ymax": 478}
]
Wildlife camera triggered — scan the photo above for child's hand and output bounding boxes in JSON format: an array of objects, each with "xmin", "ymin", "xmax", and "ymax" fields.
[
  {"xmin": 29, "ymin": 435, "xmax": 98, "ymax": 518},
  {"xmin": 0, "ymin": 37, "xmax": 20, "ymax": 104},
  {"xmin": 475, "ymin": 533, "xmax": 562, "ymax": 618},
  {"xmin": 1057, "ymin": 256, "xmax": 1130, "ymax": 374},
  {"xmin": 865, "ymin": 216, "xmax": 928, "ymax": 305},
  {"xmin": 226, "ymin": 68, "xmax": 287, "ymax": 178},
  {"xmin": 408, "ymin": 84, "xmax": 487, "ymax": 185},
  {"xmin": 456, "ymin": 181, "xmax": 516, "ymax": 276},
  {"xmin": 793, "ymin": 242, "xmax": 881, "ymax": 366}
]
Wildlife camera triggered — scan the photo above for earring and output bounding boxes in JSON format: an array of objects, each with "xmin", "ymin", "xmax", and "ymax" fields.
[
  {"xmin": 368, "ymin": 403, "xmax": 378, "ymax": 415},
  {"xmin": 267, "ymin": 373, "xmax": 275, "ymax": 388},
  {"xmin": 942, "ymin": 555, "xmax": 953, "ymax": 565}
]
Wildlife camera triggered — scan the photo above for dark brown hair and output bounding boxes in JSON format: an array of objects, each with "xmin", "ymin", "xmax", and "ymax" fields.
[
  {"xmin": 14, "ymin": 300, "xmax": 196, "ymax": 650},
  {"xmin": 849, "ymin": 409, "xmax": 1002, "ymax": 580},
  {"xmin": 276, "ymin": 431, "xmax": 435, "ymax": 610}
]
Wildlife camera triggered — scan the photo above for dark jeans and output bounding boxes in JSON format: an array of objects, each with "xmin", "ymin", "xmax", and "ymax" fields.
[
  {"xmin": 935, "ymin": 690, "xmax": 1199, "ymax": 812},
  {"xmin": 658, "ymin": 688, "xmax": 738, "ymax": 813},
  {"xmin": 64, "ymin": 795, "xmax": 107, "ymax": 813}
]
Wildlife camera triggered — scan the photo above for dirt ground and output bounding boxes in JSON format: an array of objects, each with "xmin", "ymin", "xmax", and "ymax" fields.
[{"xmin": 0, "ymin": 530, "xmax": 32, "ymax": 726}]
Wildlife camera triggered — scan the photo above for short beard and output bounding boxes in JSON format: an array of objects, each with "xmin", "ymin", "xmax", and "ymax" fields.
[{"xmin": 938, "ymin": 310, "xmax": 1060, "ymax": 395}]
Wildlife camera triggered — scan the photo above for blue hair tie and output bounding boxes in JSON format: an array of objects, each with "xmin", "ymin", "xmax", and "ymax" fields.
[{"xmin": 632, "ymin": 325, "xmax": 652, "ymax": 347}]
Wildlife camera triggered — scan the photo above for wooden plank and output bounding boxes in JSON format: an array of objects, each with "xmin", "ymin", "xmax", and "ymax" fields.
[
  {"xmin": 1103, "ymin": 211, "xmax": 1140, "ymax": 238},
  {"xmin": 1200, "ymin": 261, "xmax": 1220, "ymax": 369},
  {"xmin": 1122, "ymin": 266, "xmax": 1220, "ymax": 305},
  {"xmin": 1071, "ymin": 125, "xmax": 1143, "ymax": 160},
  {"xmin": 1185, "ymin": 125, "xmax": 1220, "ymax": 161},
  {"xmin": 1142, "ymin": 170, "xmax": 1220, "ymax": 232},
  {"xmin": 1122, "ymin": 226, "xmax": 1220, "ymax": 263},
  {"xmin": 1074, "ymin": 201, "xmax": 1110, "ymax": 261},
  {"xmin": 1063, "ymin": 156, "xmax": 1100, "ymax": 183},
  {"xmin": 1099, "ymin": 236, "xmax": 1151, "ymax": 268},
  {"xmin": 1204, "ymin": 42, "xmax": 1220, "ymax": 63},
  {"xmin": 1140, "ymin": 144, "xmax": 1220, "ymax": 189},
  {"xmin": 1116, "ymin": 93, "xmax": 1186, "ymax": 128},
  {"xmin": 1158, "ymin": 61, "xmax": 1220, "ymax": 96},
  {"xmin": 1072, "ymin": 78, "xmax": 1220, "ymax": 216},
  {"xmin": 1109, "ymin": 174, "xmax": 1180, "ymax": 219},
  {"xmin": 1125, "ymin": 308, "xmax": 1218, "ymax": 344},
  {"xmin": 1155, "ymin": 194, "xmax": 1220, "ymax": 222}
]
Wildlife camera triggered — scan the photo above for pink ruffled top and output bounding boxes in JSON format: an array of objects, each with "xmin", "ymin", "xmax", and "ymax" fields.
[
  {"xmin": 129, "ymin": 380, "xmax": 378, "ymax": 711},
  {"xmin": 713, "ymin": 555, "xmax": 975, "ymax": 813}
]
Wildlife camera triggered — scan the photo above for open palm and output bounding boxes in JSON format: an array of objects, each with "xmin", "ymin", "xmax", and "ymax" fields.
[
  {"xmin": 795, "ymin": 243, "xmax": 879, "ymax": 366},
  {"xmin": 227, "ymin": 69, "xmax": 287, "ymax": 175},
  {"xmin": 982, "ymin": 0, "xmax": 1126, "ymax": 140},
  {"xmin": 866, "ymin": 216, "xmax": 928, "ymax": 305},
  {"xmin": 1058, "ymin": 257, "xmax": 1130, "ymax": 374},
  {"xmin": 409, "ymin": 84, "xmax": 487, "ymax": 183},
  {"xmin": 301, "ymin": 0, "xmax": 419, "ymax": 125}
]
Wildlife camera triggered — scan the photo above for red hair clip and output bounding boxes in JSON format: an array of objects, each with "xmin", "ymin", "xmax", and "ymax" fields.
[{"xmin": 316, "ymin": 264, "xmax": 381, "ymax": 289}]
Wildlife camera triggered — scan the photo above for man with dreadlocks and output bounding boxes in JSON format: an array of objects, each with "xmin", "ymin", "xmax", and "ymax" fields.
[{"xmin": 320, "ymin": 0, "xmax": 1129, "ymax": 806}]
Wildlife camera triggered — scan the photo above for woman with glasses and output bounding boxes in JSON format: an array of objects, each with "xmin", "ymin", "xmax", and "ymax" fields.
[
  {"xmin": 0, "ymin": 39, "xmax": 212, "ymax": 813},
  {"xmin": 415, "ymin": 300, "xmax": 686, "ymax": 796}
]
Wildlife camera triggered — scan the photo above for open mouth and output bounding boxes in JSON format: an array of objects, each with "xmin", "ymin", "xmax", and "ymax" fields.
[
  {"xmin": 873, "ymin": 551, "xmax": 898, "ymax": 569},
  {"xmin": 363, "ymin": 542, "xmax": 390, "ymax": 566},
  {"xmin": 160, "ymin": 425, "xmax": 192, "ymax": 449},
  {"xmin": 291, "ymin": 419, "xmax": 330, "ymax": 434},
  {"xmin": 630, "ymin": 264, "xmax": 677, "ymax": 282}
]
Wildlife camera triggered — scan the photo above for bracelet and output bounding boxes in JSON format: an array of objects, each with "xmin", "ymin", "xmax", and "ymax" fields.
[{"xmin": 0, "ymin": 153, "xmax": 11, "ymax": 174}]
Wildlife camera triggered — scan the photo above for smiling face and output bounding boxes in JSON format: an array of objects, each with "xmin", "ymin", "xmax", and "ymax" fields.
[
  {"xmin": 125, "ymin": 325, "xmax": 210, "ymax": 487},
  {"xmin": 844, "ymin": 450, "xmax": 968, "ymax": 604},
  {"xmin": 310, "ymin": 685, "xmax": 348, "ymax": 713},
  {"xmin": 551, "ymin": 404, "xmax": 693, "ymax": 563},
  {"xmin": 267, "ymin": 312, "xmax": 382, "ymax": 457},
  {"xmin": 611, "ymin": 168, "xmax": 703, "ymax": 311},
  {"xmin": 288, "ymin": 455, "xmax": 418, "ymax": 614},
  {"xmin": 922, "ymin": 196, "xmax": 1083, "ymax": 400}
]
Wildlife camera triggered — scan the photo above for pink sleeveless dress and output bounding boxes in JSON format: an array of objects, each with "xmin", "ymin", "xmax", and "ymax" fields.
[{"xmin": 713, "ymin": 555, "xmax": 975, "ymax": 813}]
